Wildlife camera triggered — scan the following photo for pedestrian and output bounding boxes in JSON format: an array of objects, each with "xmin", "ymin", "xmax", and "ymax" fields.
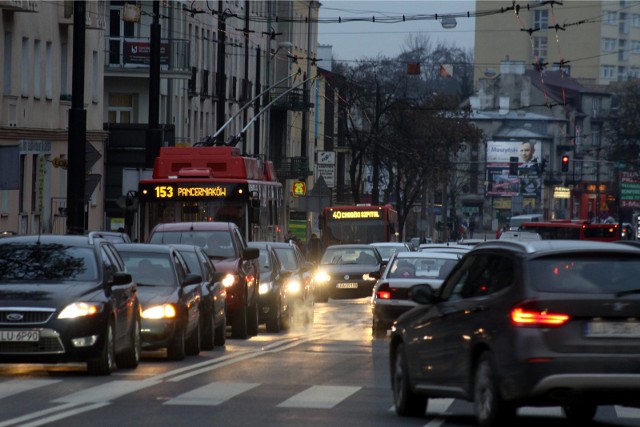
[
  {"xmin": 469, "ymin": 217, "xmax": 476, "ymax": 238},
  {"xmin": 305, "ymin": 233, "xmax": 323, "ymax": 264}
]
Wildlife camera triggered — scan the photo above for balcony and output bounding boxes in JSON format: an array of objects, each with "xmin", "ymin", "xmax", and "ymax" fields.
[
  {"xmin": 0, "ymin": 0, "xmax": 39, "ymax": 12},
  {"xmin": 270, "ymin": 87, "xmax": 313, "ymax": 111},
  {"xmin": 275, "ymin": 157, "xmax": 312, "ymax": 179},
  {"xmin": 104, "ymin": 37, "xmax": 191, "ymax": 79}
]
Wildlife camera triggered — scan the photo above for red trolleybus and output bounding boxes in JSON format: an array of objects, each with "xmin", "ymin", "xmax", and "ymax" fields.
[
  {"xmin": 322, "ymin": 204, "xmax": 399, "ymax": 245},
  {"xmin": 137, "ymin": 146, "xmax": 284, "ymax": 242},
  {"xmin": 519, "ymin": 220, "xmax": 621, "ymax": 242}
]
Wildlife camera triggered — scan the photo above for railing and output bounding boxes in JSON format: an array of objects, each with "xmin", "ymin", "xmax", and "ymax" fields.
[
  {"xmin": 270, "ymin": 87, "xmax": 311, "ymax": 111},
  {"xmin": 104, "ymin": 37, "xmax": 190, "ymax": 74},
  {"xmin": 274, "ymin": 157, "xmax": 312, "ymax": 179}
]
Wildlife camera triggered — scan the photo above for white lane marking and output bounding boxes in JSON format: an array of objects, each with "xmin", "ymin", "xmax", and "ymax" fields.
[
  {"xmin": 164, "ymin": 382, "xmax": 260, "ymax": 406},
  {"xmin": 427, "ymin": 398, "xmax": 454, "ymax": 414},
  {"xmin": 52, "ymin": 380, "xmax": 160, "ymax": 404},
  {"xmin": 277, "ymin": 385, "xmax": 361, "ymax": 409},
  {"xmin": 0, "ymin": 380, "xmax": 60, "ymax": 400},
  {"xmin": 0, "ymin": 402, "xmax": 78, "ymax": 427},
  {"xmin": 15, "ymin": 403, "xmax": 109, "ymax": 427},
  {"xmin": 518, "ymin": 406, "xmax": 563, "ymax": 417},
  {"xmin": 616, "ymin": 406, "xmax": 640, "ymax": 418},
  {"xmin": 424, "ymin": 416, "xmax": 449, "ymax": 427}
]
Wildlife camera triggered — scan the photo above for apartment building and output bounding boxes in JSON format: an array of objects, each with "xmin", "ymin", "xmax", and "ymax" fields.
[
  {"xmin": 0, "ymin": 1, "xmax": 320, "ymax": 237},
  {"xmin": 474, "ymin": 1, "xmax": 640, "ymax": 87}
]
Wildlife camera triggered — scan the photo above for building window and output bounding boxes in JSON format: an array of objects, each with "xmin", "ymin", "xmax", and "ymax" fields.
[
  {"xmin": 33, "ymin": 39, "xmax": 41, "ymax": 99},
  {"xmin": 4, "ymin": 32, "xmax": 12, "ymax": 95},
  {"xmin": 21, "ymin": 37, "xmax": 29, "ymax": 96},
  {"xmin": 107, "ymin": 93, "xmax": 133, "ymax": 123},
  {"xmin": 92, "ymin": 51, "xmax": 99, "ymax": 102},
  {"xmin": 618, "ymin": 65, "xmax": 628, "ymax": 81},
  {"xmin": 45, "ymin": 42, "xmax": 52, "ymax": 99},
  {"xmin": 60, "ymin": 43, "xmax": 68, "ymax": 97},
  {"xmin": 619, "ymin": 39, "xmax": 629, "ymax": 61},
  {"xmin": 534, "ymin": 10, "xmax": 548, "ymax": 29},
  {"xmin": 533, "ymin": 36, "xmax": 547, "ymax": 60},
  {"xmin": 620, "ymin": 13, "xmax": 630, "ymax": 34},
  {"xmin": 600, "ymin": 65, "xmax": 615, "ymax": 79},
  {"xmin": 602, "ymin": 37, "xmax": 617, "ymax": 52},
  {"xmin": 604, "ymin": 11, "xmax": 617, "ymax": 25},
  {"xmin": 633, "ymin": 14, "xmax": 640, "ymax": 27}
]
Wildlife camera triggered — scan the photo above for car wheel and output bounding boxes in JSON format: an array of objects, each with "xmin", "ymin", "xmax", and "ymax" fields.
[
  {"xmin": 201, "ymin": 312, "xmax": 215, "ymax": 351},
  {"xmin": 214, "ymin": 305, "xmax": 227, "ymax": 346},
  {"xmin": 563, "ymin": 403, "xmax": 597, "ymax": 423},
  {"xmin": 372, "ymin": 319, "xmax": 387, "ymax": 339},
  {"xmin": 87, "ymin": 321, "xmax": 115, "ymax": 376},
  {"xmin": 185, "ymin": 321, "xmax": 201, "ymax": 356},
  {"xmin": 266, "ymin": 299, "xmax": 282, "ymax": 333},
  {"xmin": 474, "ymin": 352, "xmax": 516, "ymax": 427},
  {"xmin": 116, "ymin": 316, "xmax": 141, "ymax": 369},
  {"xmin": 231, "ymin": 304, "xmax": 248, "ymax": 339},
  {"xmin": 167, "ymin": 326, "xmax": 186, "ymax": 361},
  {"xmin": 392, "ymin": 343, "xmax": 427, "ymax": 417},
  {"xmin": 247, "ymin": 297, "xmax": 259, "ymax": 337}
]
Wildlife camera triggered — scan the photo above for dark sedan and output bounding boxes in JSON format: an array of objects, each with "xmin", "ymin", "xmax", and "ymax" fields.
[
  {"xmin": 248, "ymin": 242, "xmax": 291, "ymax": 333},
  {"xmin": 117, "ymin": 244, "xmax": 202, "ymax": 361},
  {"xmin": 390, "ymin": 240, "xmax": 640, "ymax": 426},
  {"xmin": 170, "ymin": 244, "xmax": 227, "ymax": 349},
  {"xmin": 270, "ymin": 242, "xmax": 315, "ymax": 323},
  {"xmin": 313, "ymin": 244, "xmax": 383, "ymax": 300},
  {"xmin": 0, "ymin": 235, "xmax": 141, "ymax": 375}
]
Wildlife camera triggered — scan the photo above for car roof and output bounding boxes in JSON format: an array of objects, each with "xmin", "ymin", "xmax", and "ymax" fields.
[
  {"xmin": 151, "ymin": 222, "xmax": 234, "ymax": 232},
  {"xmin": 326, "ymin": 244, "xmax": 376, "ymax": 249},
  {"xmin": 419, "ymin": 243, "xmax": 470, "ymax": 251},
  {"xmin": 371, "ymin": 242, "xmax": 409, "ymax": 247},
  {"xmin": 0, "ymin": 234, "xmax": 95, "ymax": 246},
  {"xmin": 471, "ymin": 239, "xmax": 640, "ymax": 256},
  {"xmin": 394, "ymin": 251, "xmax": 461, "ymax": 260},
  {"xmin": 168, "ymin": 243, "xmax": 203, "ymax": 252}
]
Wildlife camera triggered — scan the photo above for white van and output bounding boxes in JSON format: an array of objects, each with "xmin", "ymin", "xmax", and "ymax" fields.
[{"xmin": 508, "ymin": 214, "xmax": 543, "ymax": 230}]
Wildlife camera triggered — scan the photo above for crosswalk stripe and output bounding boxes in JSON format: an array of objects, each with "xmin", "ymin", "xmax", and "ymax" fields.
[
  {"xmin": 277, "ymin": 385, "xmax": 361, "ymax": 409},
  {"xmin": 164, "ymin": 382, "xmax": 260, "ymax": 406},
  {"xmin": 52, "ymin": 380, "xmax": 160, "ymax": 404},
  {"xmin": 0, "ymin": 380, "xmax": 60, "ymax": 400}
]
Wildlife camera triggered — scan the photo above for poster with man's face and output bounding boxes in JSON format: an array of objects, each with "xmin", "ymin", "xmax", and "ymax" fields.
[{"xmin": 486, "ymin": 141, "xmax": 542, "ymax": 198}]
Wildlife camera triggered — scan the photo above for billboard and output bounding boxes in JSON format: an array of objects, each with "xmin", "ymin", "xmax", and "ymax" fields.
[{"xmin": 486, "ymin": 140, "xmax": 542, "ymax": 199}]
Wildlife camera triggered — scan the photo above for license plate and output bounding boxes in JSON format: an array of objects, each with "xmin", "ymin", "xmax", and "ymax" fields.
[
  {"xmin": 0, "ymin": 330, "xmax": 40, "ymax": 342},
  {"xmin": 585, "ymin": 321, "xmax": 640, "ymax": 338},
  {"xmin": 336, "ymin": 283, "xmax": 358, "ymax": 289}
]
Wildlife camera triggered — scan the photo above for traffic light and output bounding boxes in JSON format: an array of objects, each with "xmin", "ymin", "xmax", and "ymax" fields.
[{"xmin": 561, "ymin": 155, "xmax": 570, "ymax": 172}]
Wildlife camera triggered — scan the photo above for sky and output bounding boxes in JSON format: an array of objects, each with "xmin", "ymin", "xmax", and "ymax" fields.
[{"xmin": 317, "ymin": 1, "xmax": 476, "ymax": 62}]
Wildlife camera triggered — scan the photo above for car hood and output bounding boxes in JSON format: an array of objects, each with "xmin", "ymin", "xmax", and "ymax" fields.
[
  {"xmin": 0, "ymin": 282, "xmax": 103, "ymax": 308},
  {"xmin": 136, "ymin": 286, "xmax": 180, "ymax": 307}
]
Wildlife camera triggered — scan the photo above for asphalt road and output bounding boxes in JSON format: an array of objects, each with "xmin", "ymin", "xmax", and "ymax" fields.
[{"xmin": 1, "ymin": 298, "xmax": 640, "ymax": 427}]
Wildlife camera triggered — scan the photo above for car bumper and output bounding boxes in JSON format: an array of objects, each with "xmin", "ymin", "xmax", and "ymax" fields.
[
  {"xmin": 327, "ymin": 281, "xmax": 376, "ymax": 299},
  {"xmin": 140, "ymin": 318, "xmax": 180, "ymax": 350},
  {"xmin": 372, "ymin": 301, "xmax": 416, "ymax": 328}
]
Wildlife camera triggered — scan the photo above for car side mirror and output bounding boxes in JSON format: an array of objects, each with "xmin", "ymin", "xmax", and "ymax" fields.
[
  {"xmin": 183, "ymin": 273, "xmax": 202, "ymax": 287},
  {"xmin": 369, "ymin": 270, "xmax": 381, "ymax": 279},
  {"xmin": 409, "ymin": 284, "xmax": 436, "ymax": 304},
  {"xmin": 112, "ymin": 271, "xmax": 133, "ymax": 286},
  {"xmin": 243, "ymin": 247, "xmax": 259, "ymax": 260}
]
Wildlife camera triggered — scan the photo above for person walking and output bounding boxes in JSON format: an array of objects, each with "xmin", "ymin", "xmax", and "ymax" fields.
[{"xmin": 305, "ymin": 233, "xmax": 323, "ymax": 264}]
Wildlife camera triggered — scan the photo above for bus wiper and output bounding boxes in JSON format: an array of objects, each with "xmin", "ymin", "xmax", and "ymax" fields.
[{"xmin": 615, "ymin": 288, "xmax": 640, "ymax": 297}]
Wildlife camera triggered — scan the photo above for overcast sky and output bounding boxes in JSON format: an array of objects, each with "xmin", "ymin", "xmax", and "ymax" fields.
[{"xmin": 318, "ymin": 0, "xmax": 476, "ymax": 62}]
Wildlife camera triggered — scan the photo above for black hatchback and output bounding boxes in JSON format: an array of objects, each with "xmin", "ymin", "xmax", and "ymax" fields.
[
  {"xmin": 390, "ymin": 240, "xmax": 640, "ymax": 426},
  {"xmin": 0, "ymin": 235, "xmax": 141, "ymax": 375}
]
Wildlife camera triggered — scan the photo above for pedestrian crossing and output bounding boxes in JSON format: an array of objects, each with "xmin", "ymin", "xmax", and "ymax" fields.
[{"xmin": 1, "ymin": 378, "xmax": 640, "ymax": 423}]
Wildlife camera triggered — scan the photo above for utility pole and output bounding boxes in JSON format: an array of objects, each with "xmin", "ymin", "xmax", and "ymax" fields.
[
  {"xmin": 145, "ymin": 1, "xmax": 161, "ymax": 168},
  {"xmin": 67, "ymin": 0, "xmax": 87, "ymax": 234}
]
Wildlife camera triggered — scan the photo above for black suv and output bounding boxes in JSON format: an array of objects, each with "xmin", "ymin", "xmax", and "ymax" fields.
[
  {"xmin": 390, "ymin": 240, "xmax": 640, "ymax": 426},
  {"xmin": 0, "ymin": 235, "xmax": 141, "ymax": 375}
]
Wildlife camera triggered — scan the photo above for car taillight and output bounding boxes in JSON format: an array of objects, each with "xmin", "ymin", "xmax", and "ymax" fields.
[
  {"xmin": 376, "ymin": 283, "xmax": 391, "ymax": 300},
  {"xmin": 511, "ymin": 307, "xmax": 569, "ymax": 326}
]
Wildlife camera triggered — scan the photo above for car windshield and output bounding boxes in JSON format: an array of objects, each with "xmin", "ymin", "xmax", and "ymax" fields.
[
  {"xmin": 389, "ymin": 257, "xmax": 457, "ymax": 279},
  {"xmin": 0, "ymin": 243, "xmax": 98, "ymax": 282},
  {"xmin": 149, "ymin": 230, "xmax": 235, "ymax": 258},
  {"xmin": 374, "ymin": 245, "xmax": 408, "ymax": 260},
  {"xmin": 529, "ymin": 254, "xmax": 640, "ymax": 294},
  {"xmin": 273, "ymin": 247, "xmax": 299, "ymax": 271},
  {"xmin": 321, "ymin": 248, "xmax": 377, "ymax": 265},
  {"xmin": 120, "ymin": 252, "xmax": 177, "ymax": 287}
]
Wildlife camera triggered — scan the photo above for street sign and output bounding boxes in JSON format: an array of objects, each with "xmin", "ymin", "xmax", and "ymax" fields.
[{"xmin": 292, "ymin": 180, "xmax": 306, "ymax": 196}]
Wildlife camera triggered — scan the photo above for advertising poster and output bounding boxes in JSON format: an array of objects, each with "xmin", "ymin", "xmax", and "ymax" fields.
[{"xmin": 486, "ymin": 141, "xmax": 542, "ymax": 198}]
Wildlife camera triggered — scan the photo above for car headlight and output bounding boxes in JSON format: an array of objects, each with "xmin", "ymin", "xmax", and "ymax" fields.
[
  {"xmin": 362, "ymin": 273, "xmax": 377, "ymax": 281},
  {"xmin": 286, "ymin": 280, "xmax": 302, "ymax": 294},
  {"xmin": 141, "ymin": 304, "xmax": 177, "ymax": 319},
  {"xmin": 259, "ymin": 282, "xmax": 273, "ymax": 295},
  {"xmin": 221, "ymin": 273, "xmax": 238, "ymax": 288},
  {"xmin": 314, "ymin": 271, "xmax": 330, "ymax": 283},
  {"xmin": 58, "ymin": 302, "xmax": 104, "ymax": 319}
]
